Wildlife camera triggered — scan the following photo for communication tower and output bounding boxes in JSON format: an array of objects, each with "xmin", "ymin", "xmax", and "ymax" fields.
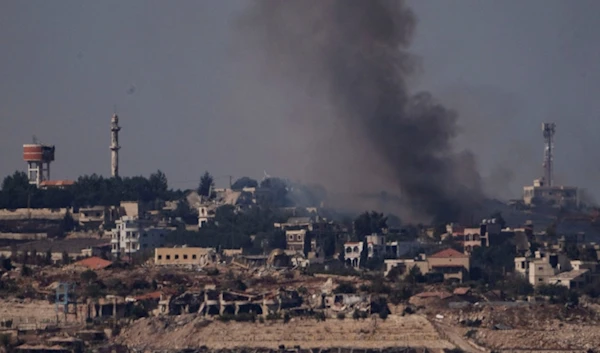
[
  {"xmin": 542, "ymin": 123, "xmax": 556, "ymax": 187},
  {"xmin": 23, "ymin": 137, "xmax": 55, "ymax": 187},
  {"xmin": 110, "ymin": 114, "xmax": 121, "ymax": 177}
]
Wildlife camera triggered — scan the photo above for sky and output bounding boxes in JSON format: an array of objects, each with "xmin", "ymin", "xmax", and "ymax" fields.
[{"xmin": 1, "ymin": 0, "xmax": 600, "ymax": 200}]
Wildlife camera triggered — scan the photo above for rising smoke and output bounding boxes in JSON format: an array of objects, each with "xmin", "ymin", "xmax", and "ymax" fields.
[{"xmin": 237, "ymin": 0, "xmax": 483, "ymax": 223}]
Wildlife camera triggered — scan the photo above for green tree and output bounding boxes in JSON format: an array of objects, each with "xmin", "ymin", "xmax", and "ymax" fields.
[
  {"xmin": 353, "ymin": 211, "xmax": 388, "ymax": 240},
  {"xmin": 149, "ymin": 170, "xmax": 169, "ymax": 199},
  {"xmin": 490, "ymin": 211, "xmax": 507, "ymax": 229},
  {"xmin": 231, "ymin": 177, "xmax": 258, "ymax": 190},
  {"xmin": 198, "ymin": 171, "xmax": 214, "ymax": 198},
  {"xmin": 80, "ymin": 270, "xmax": 98, "ymax": 283},
  {"xmin": 62, "ymin": 251, "xmax": 70, "ymax": 265}
]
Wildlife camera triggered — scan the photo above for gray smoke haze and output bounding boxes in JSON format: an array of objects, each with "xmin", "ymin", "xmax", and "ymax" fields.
[{"xmin": 236, "ymin": 0, "xmax": 482, "ymax": 223}]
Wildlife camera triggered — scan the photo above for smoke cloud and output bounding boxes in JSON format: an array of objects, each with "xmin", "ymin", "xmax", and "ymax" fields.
[{"xmin": 236, "ymin": 0, "xmax": 482, "ymax": 223}]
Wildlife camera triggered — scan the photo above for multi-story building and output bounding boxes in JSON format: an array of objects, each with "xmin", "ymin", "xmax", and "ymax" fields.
[
  {"xmin": 514, "ymin": 250, "xmax": 571, "ymax": 286},
  {"xmin": 111, "ymin": 216, "xmax": 174, "ymax": 255},
  {"xmin": 344, "ymin": 241, "xmax": 364, "ymax": 268}
]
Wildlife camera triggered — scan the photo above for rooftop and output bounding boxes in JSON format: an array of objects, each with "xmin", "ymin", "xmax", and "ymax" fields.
[
  {"xmin": 550, "ymin": 268, "xmax": 589, "ymax": 280},
  {"xmin": 73, "ymin": 256, "xmax": 113, "ymax": 270},
  {"xmin": 430, "ymin": 248, "xmax": 469, "ymax": 259}
]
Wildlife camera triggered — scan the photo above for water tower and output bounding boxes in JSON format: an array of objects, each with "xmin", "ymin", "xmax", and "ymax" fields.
[{"xmin": 23, "ymin": 137, "xmax": 55, "ymax": 187}]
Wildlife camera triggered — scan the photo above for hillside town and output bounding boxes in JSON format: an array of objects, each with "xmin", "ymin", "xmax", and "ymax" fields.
[{"xmin": 2, "ymin": 120, "xmax": 600, "ymax": 353}]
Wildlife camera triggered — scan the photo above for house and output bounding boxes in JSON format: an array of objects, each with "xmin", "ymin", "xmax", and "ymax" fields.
[
  {"xmin": 72, "ymin": 257, "xmax": 113, "ymax": 270},
  {"xmin": 110, "ymin": 216, "xmax": 174, "ymax": 255},
  {"xmin": 198, "ymin": 205, "xmax": 215, "ymax": 228},
  {"xmin": 78, "ymin": 206, "xmax": 110, "ymax": 229},
  {"xmin": 344, "ymin": 241, "xmax": 364, "ymax": 268},
  {"xmin": 154, "ymin": 247, "xmax": 216, "ymax": 267},
  {"xmin": 384, "ymin": 248, "xmax": 470, "ymax": 283},
  {"xmin": 548, "ymin": 269, "xmax": 590, "ymax": 289},
  {"xmin": 285, "ymin": 229, "xmax": 317, "ymax": 254},
  {"xmin": 515, "ymin": 250, "xmax": 570, "ymax": 286}
]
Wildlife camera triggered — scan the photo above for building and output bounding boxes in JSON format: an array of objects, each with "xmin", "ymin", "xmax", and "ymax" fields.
[
  {"xmin": 548, "ymin": 269, "xmax": 590, "ymax": 289},
  {"xmin": 23, "ymin": 142, "xmax": 55, "ymax": 187},
  {"xmin": 198, "ymin": 205, "xmax": 215, "ymax": 228},
  {"xmin": 344, "ymin": 241, "xmax": 364, "ymax": 268},
  {"xmin": 78, "ymin": 206, "xmax": 111, "ymax": 229},
  {"xmin": 514, "ymin": 250, "xmax": 571, "ymax": 286},
  {"xmin": 0, "ymin": 238, "xmax": 108, "ymax": 262},
  {"xmin": 366, "ymin": 234, "xmax": 386, "ymax": 258},
  {"xmin": 384, "ymin": 248, "xmax": 470, "ymax": 283},
  {"xmin": 110, "ymin": 216, "xmax": 174, "ymax": 255},
  {"xmin": 154, "ymin": 246, "xmax": 216, "ymax": 266},
  {"xmin": 523, "ymin": 178, "xmax": 578, "ymax": 208}
]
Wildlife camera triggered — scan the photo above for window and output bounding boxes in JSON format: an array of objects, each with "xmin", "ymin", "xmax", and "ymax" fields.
[
  {"xmin": 175, "ymin": 255, "xmax": 179, "ymax": 259},
  {"xmin": 166, "ymin": 255, "xmax": 171, "ymax": 260},
  {"xmin": 192, "ymin": 254, "xmax": 197, "ymax": 259},
  {"xmin": 538, "ymin": 267, "xmax": 543, "ymax": 270},
  {"xmin": 183, "ymin": 255, "xmax": 188, "ymax": 260},
  {"xmin": 289, "ymin": 235, "xmax": 294, "ymax": 241},
  {"xmin": 158, "ymin": 255, "xmax": 162, "ymax": 260},
  {"xmin": 143, "ymin": 233, "xmax": 148, "ymax": 237},
  {"xmin": 346, "ymin": 247, "xmax": 352, "ymax": 253},
  {"xmin": 538, "ymin": 278, "xmax": 543, "ymax": 282}
]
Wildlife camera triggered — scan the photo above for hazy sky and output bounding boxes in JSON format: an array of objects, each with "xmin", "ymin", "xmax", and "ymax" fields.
[{"xmin": 2, "ymin": 0, "xmax": 600, "ymax": 200}]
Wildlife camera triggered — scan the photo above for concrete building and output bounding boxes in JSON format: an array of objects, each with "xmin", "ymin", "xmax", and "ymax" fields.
[
  {"xmin": 548, "ymin": 269, "xmax": 590, "ymax": 289},
  {"xmin": 344, "ymin": 241, "xmax": 364, "ymax": 268},
  {"xmin": 286, "ymin": 229, "xmax": 317, "ymax": 253},
  {"xmin": 198, "ymin": 205, "xmax": 215, "ymax": 228},
  {"xmin": 515, "ymin": 250, "xmax": 571, "ymax": 286},
  {"xmin": 384, "ymin": 248, "xmax": 470, "ymax": 283},
  {"xmin": 154, "ymin": 246, "xmax": 216, "ymax": 266},
  {"xmin": 0, "ymin": 238, "xmax": 108, "ymax": 262},
  {"xmin": 523, "ymin": 179, "xmax": 578, "ymax": 208},
  {"xmin": 110, "ymin": 216, "xmax": 174, "ymax": 255}
]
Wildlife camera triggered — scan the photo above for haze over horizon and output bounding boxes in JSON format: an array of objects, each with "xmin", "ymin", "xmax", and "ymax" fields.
[{"xmin": 2, "ymin": 0, "xmax": 600, "ymax": 203}]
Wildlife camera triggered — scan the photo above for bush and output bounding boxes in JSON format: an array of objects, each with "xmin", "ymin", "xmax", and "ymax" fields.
[
  {"xmin": 131, "ymin": 279, "xmax": 151, "ymax": 290},
  {"xmin": 334, "ymin": 282, "xmax": 356, "ymax": 294},
  {"xmin": 352, "ymin": 310, "xmax": 361, "ymax": 320},
  {"xmin": 130, "ymin": 305, "xmax": 149, "ymax": 319},
  {"xmin": 336, "ymin": 312, "xmax": 346, "ymax": 320},
  {"xmin": 206, "ymin": 268, "xmax": 219, "ymax": 276},
  {"xmin": 314, "ymin": 311, "xmax": 326, "ymax": 322},
  {"xmin": 266, "ymin": 312, "xmax": 281, "ymax": 321},
  {"xmin": 283, "ymin": 312, "xmax": 291, "ymax": 323},
  {"xmin": 80, "ymin": 270, "xmax": 98, "ymax": 283},
  {"xmin": 378, "ymin": 310, "xmax": 388, "ymax": 320}
]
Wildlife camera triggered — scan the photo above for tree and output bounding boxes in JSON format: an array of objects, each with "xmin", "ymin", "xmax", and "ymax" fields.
[
  {"xmin": 359, "ymin": 239, "xmax": 368, "ymax": 269},
  {"xmin": 334, "ymin": 282, "xmax": 356, "ymax": 294},
  {"xmin": 353, "ymin": 211, "xmax": 388, "ymax": 240},
  {"xmin": 231, "ymin": 177, "xmax": 258, "ymax": 190},
  {"xmin": 149, "ymin": 170, "xmax": 168, "ymax": 199},
  {"xmin": 0, "ymin": 255, "xmax": 12, "ymax": 271},
  {"xmin": 80, "ymin": 270, "xmax": 98, "ymax": 283},
  {"xmin": 62, "ymin": 251, "xmax": 70, "ymax": 265},
  {"xmin": 198, "ymin": 171, "xmax": 214, "ymax": 198}
]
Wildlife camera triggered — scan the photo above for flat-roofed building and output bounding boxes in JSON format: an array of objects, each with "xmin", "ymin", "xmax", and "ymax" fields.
[{"xmin": 154, "ymin": 246, "xmax": 216, "ymax": 267}]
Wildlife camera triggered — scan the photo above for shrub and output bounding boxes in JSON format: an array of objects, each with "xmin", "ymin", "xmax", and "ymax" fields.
[
  {"xmin": 353, "ymin": 310, "xmax": 361, "ymax": 320},
  {"xmin": 283, "ymin": 312, "xmax": 291, "ymax": 323},
  {"xmin": 206, "ymin": 268, "xmax": 219, "ymax": 276},
  {"xmin": 334, "ymin": 282, "xmax": 356, "ymax": 294},
  {"xmin": 336, "ymin": 312, "xmax": 346, "ymax": 320},
  {"xmin": 266, "ymin": 312, "xmax": 281, "ymax": 321},
  {"xmin": 378, "ymin": 310, "xmax": 389, "ymax": 320},
  {"xmin": 80, "ymin": 270, "xmax": 98, "ymax": 283},
  {"xmin": 314, "ymin": 311, "xmax": 326, "ymax": 322}
]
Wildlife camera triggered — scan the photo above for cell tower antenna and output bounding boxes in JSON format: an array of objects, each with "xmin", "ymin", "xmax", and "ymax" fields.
[{"xmin": 542, "ymin": 122, "xmax": 556, "ymax": 187}]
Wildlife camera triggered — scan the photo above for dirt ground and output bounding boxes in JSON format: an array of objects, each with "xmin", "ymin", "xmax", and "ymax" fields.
[
  {"xmin": 0, "ymin": 299, "xmax": 59, "ymax": 324},
  {"xmin": 116, "ymin": 314, "xmax": 454, "ymax": 350}
]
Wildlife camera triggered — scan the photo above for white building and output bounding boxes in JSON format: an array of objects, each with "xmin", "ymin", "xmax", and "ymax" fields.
[
  {"xmin": 344, "ymin": 241, "xmax": 364, "ymax": 269},
  {"xmin": 198, "ymin": 205, "xmax": 215, "ymax": 228},
  {"xmin": 111, "ymin": 216, "xmax": 175, "ymax": 255}
]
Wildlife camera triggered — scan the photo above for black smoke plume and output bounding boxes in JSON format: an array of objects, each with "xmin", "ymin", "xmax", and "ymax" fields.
[{"xmin": 237, "ymin": 0, "xmax": 482, "ymax": 223}]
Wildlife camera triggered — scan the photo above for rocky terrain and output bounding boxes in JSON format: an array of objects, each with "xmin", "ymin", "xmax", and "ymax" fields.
[{"xmin": 116, "ymin": 314, "xmax": 453, "ymax": 351}]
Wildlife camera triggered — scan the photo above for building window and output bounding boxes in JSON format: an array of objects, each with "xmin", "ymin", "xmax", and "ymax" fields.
[
  {"xmin": 538, "ymin": 278, "xmax": 543, "ymax": 282},
  {"xmin": 288, "ymin": 235, "xmax": 294, "ymax": 241},
  {"xmin": 175, "ymin": 255, "xmax": 179, "ymax": 259},
  {"xmin": 346, "ymin": 247, "xmax": 352, "ymax": 254},
  {"xmin": 166, "ymin": 255, "xmax": 171, "ymax": 260},
  {"xmin": 183, "ymin": 255, "xmax": 188, "ymax": 260},
  {"xmin": 143, "ymin": 233, "xmax": 147, "ymax": 237},
  {"xmin": 192, "ymin": 254, "xmax": 197, "ymax": 259},
  {"xmin": 158, "ymin": 255, "xmax": 162, "ymax": 260}
]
